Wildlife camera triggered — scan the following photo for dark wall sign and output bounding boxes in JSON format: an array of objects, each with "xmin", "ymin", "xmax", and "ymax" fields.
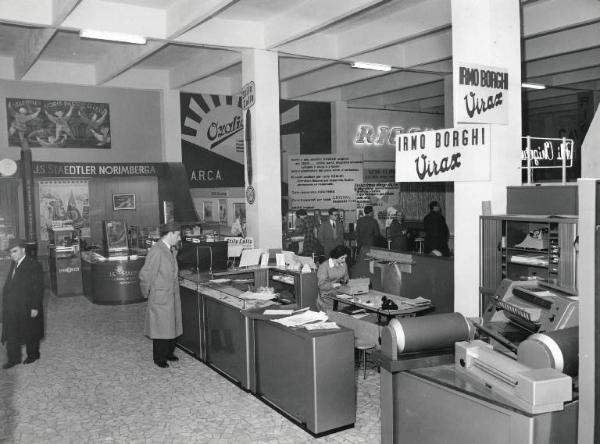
[
  {"xmin": 31, "ymin": 162, "xmax": 163, "ymax": 177},
  {"xmin": 7, "ymin": 98, "xmax": 111, "ymax": 148},
  {"xmin": 180, "ymin": 93, "xmax": 245, "ymax": 189}
]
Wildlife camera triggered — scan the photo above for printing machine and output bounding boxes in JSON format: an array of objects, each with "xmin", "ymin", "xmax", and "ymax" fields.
[
  {"xmin": 379, "ymin": 279, "xmax": 579, "ymax": 444},
  {"xmin": 481, "ymin": 278, "xmax": 578, "ymax": 352}
]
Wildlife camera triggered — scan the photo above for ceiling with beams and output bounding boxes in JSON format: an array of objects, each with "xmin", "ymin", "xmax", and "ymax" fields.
[{"xmin": 0, "ymin": 0, "xmax": 598, "ymax": 117}]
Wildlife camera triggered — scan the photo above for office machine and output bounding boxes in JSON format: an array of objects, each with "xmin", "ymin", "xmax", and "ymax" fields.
[
  {"xmin": 481, "ymin": 278, "xmax": 578, "ymax": 348},
  {"xmin": 455, "ymin": 340, "xmax": 572, "ymax": 414}
]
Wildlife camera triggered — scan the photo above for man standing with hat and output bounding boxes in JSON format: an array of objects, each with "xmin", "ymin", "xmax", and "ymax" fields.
[
  {"xmin": 2, "ymin": 238, "xmax": 44, "ymax": 369},
  {"xmin": 138, "ymin": 222, "xmax": 182, "ymax": 368}
]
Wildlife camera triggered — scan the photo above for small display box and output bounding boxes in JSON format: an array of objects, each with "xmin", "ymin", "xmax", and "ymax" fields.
[{"xmin": 48, "ymin": 226, "xmax": 82, "ymax": 297}]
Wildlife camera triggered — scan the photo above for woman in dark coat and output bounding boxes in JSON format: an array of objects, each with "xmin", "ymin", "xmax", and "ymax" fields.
[{"xmin": 423, "ymin": 201, "xmax": 450, "ymax": 256}]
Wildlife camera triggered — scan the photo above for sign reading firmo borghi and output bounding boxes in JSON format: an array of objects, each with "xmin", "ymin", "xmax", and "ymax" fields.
[{"xmin": 396, "ymin": 125, "xmax": 491, "ymax": 182}]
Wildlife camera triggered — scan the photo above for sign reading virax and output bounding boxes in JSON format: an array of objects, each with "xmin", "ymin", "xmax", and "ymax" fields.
[{"xmin": 395, "ymin": 125, "xmax": 491, "ymax": 182}]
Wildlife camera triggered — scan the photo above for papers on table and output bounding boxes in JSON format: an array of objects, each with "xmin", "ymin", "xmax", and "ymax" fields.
[
  {"xmin": 272, "ymin": 310, "xmax": 328, "ymax": 327},
  {"xmin": 238, "ymin": 290, "xmax": 278, "ymax": 301},
  {"xmin": 263, "ymin": 309, "xmax": 294, "ymax": 316},
  {"xmin": 304, "ymin": 322, "xmax": 339, "ymax": 331},
  {"xmin": 403, "ymin": 296, "xmax": 431, "ymax": 306}
]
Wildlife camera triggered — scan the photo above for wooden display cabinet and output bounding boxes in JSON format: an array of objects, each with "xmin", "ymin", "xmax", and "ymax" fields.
[{"xmin": 480, "ymin": 215, "xmax": 577, "ymax": 313}]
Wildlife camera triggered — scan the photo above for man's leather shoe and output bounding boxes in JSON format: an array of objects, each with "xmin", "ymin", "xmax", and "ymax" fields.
[
  {"xmin": 23, "ymin": 357, "xmax": 39, "ymax": 364},
  {"xmin": 166, "ymin": 355, "xmax": 179, "ymax": 362},
  {"xmin": 2, "ymin": 361, "xmax": 20, "ymax": 369},
  {"xmin": 155, "ymin": 361, "xmax": 169, "ymax": 368}
]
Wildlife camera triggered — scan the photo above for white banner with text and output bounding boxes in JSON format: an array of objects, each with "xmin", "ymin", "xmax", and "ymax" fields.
[
  {"xmin": 396, "ymin": 125, "xmax": 491, "ymax": 182},
  {"xmin": 288, "ymin": 155, "xmax": 363, "ymax": 210},
  {"xmin": 454, "ymin": 62, "xmax": 508, "ymax": 125}
]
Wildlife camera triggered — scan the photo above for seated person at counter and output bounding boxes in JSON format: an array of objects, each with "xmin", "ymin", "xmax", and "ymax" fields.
[{"xmin": 316, "ymin": 245, "xmax": 350, "ymax": 311}]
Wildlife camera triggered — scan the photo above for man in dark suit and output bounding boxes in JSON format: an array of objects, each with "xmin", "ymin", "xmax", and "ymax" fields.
[
  {"xmin": 354, "ymin": 205, "xmax": 380, "ymax": 253},
  {"xmin": 1, "ymin": 238, "xmax": 44, "ymax": 369},
  {"xmin": 317, "ymin": 207, "xmax": 345, "ymax": 258}
]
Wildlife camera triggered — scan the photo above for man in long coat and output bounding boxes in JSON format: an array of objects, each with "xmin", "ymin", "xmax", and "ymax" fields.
[
  {"xmin": 2, "ymin": 238, "xmax": 44, "ymax": 369},
  {"xmin": 138, "ymin": 223, "xmax": 182, "ymax": 368}
]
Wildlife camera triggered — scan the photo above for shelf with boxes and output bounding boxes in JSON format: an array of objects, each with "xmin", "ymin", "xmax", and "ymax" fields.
[{"xmin": 480, "ymin": 215, "xmax": 577, "ymax": 313}]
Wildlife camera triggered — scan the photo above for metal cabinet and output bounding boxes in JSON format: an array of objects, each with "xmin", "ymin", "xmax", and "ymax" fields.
[{"xmin": 480, "ymin": 215, "xmax": 577, "ymax": 312}]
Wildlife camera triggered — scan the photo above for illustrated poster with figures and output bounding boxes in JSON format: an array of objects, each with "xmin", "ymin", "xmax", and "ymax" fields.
[
  {"xmin": 39, "ymin": 180, "xmax": 90, "ymax": 240},
  {"xmin": 6, "ymin": 98, "xmax": 111, "ymax": 148}
]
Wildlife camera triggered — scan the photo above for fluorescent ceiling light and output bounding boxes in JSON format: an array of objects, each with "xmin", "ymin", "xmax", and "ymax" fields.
[
  {"xmin": 79, "ymin": 29, "xmax": 146, "ymax": 45},
  {"xmin": 351, "ymin": 61, "xmax": 392, "ymax": 72},
  {"xmin": 521, "ymin": 82, "xmax": 546, "ymax": 90}
]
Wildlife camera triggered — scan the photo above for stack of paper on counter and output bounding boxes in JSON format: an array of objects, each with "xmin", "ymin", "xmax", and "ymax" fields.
[
  {"xmin": 272, "ymin": 310, "xmax": 328, "ymax": 327},
  {"xmin": 404, "ymin": 296, "xmax": 431, "ymax": 306}
]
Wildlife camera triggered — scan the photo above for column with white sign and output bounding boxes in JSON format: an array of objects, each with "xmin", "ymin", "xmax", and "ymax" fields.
[
  {"xmin": 241, "ymin": 49, "xmax": 282, "ymax": 249},
  {"xmin": 450, "ymin": 0, "xmax": 522, "ymax": 316}
]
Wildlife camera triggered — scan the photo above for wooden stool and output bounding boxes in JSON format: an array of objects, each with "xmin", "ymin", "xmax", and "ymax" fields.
[
  {"xmin": 355, "ymin": 339, "xmax": 376, "ymax": 380},
  {"xmin": 414, "ymin": 237, "xmax": 424, "ymax": 253}
]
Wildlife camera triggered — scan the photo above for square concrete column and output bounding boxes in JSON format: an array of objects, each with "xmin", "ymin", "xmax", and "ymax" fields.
[
  {"xmin": 242, "ymin": 49, "xmax": 283, "ymax": 249},
  {"xmin": 451, "ymin": 0, "xmax": 522, "ymax": 315}
]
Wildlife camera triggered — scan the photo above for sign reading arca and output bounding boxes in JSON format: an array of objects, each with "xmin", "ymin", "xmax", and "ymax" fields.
[{"xmin": 396, "ymin": 125, "xmax": 491, "ymax": 182}]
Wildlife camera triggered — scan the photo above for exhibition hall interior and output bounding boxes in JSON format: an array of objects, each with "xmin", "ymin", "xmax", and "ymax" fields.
[{"xmin": 0, "ymin": 0, "xmax": 599, "ymax": 443}]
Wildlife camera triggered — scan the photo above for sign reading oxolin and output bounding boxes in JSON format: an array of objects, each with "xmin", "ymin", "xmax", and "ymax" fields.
[{"xmin": 396, "ymin": 125, "xmax": 490, "ymax": 182}]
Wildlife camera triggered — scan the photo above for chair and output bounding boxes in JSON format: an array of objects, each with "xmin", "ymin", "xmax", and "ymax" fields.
[
  {"xmin": 414, "ymin": 237, "xmax": 424, "ymax": 253},
  {"xmin": 355, "ymin": 339, "xmax": 376, "ymax": 379},
  {"xmin": 326, "ymin": 310, "xmax": 379, "ymax": 379}
]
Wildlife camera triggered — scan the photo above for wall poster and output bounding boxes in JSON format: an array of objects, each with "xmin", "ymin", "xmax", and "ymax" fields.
[
  {"xmin": 288, "ymin": 155, "xmax": 363, "ymax": 210},
  {"xmin": 7, "ymin": 98, "xmax": 111, "ymax": 148},
  {"xmin": 39, "ymin": 179, "xmax": 90, "ymax": 240},
  {"xmin": 180, "ymin": 93, "xmax": 245, "ymax": 189}
]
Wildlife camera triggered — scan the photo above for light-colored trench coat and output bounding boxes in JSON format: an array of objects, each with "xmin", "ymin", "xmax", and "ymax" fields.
[{"xmin": 138, "ymin": 240, "xmax": 182, "ymax": 339}]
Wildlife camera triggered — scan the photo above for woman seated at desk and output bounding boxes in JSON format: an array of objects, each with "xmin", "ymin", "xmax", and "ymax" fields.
[{"xmin": 317, "ymin": 245, "xmax": 350, "ymax": 311}]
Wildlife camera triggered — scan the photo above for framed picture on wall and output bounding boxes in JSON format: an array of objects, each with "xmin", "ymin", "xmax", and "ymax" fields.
[
  {"xmin": 203, "ymin": 201, "xmax": 213, "ymax": 221},
  {"xmin": 113, "ymin": 193, "xmax": 136, "ymax": 211}
]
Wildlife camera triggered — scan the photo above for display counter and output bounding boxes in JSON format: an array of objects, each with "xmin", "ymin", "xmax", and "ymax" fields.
[
  {"xmin": 177, "ymin": 269, "xmax": 356, "ymax": 436},
  {"xmin": 81, "ymin": 252, "xmax": 145, "ymax": 305},
  {"xmin": 251, "ymin": 315, "xmax": 356, "ymax": 435},
  {"xmin": 178, "ymin": 270, "xmax": 275, "ymax": 389}
]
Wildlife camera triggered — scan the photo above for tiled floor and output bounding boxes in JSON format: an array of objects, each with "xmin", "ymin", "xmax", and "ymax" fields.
[{"xmin": 0, "ymin": 292, "xmax": 381, "ymax": 443}]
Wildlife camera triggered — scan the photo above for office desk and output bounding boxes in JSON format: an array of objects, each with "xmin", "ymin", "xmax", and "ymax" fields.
[{"xmin": 322, "ymin": 289, "xmax": 432, "ymax": 323}]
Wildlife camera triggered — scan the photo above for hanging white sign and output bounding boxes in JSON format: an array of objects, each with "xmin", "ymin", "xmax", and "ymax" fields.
[
  {"xmin": 395, "ymin": 125, "xmax": 491, "ymax": 182},
  {"xmin": 454, "ymin": 63, "xmax": 509, "ymax": 125}
]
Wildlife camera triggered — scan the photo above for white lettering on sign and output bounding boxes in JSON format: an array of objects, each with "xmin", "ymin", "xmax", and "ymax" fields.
[
  {"xmin": 190, "ymin": 169, "xmax": 223, "ymax": 181},
  {"xmin": 521, "ymin": 137, "xmax": 574, "ymax": 168},
  {"xmin": 354, "ymin": 125, "xmax": 432, "ymax": 146},
  {"xmin": 396, "ymin": 125, "xmax": 490, "ymax": 182}
]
